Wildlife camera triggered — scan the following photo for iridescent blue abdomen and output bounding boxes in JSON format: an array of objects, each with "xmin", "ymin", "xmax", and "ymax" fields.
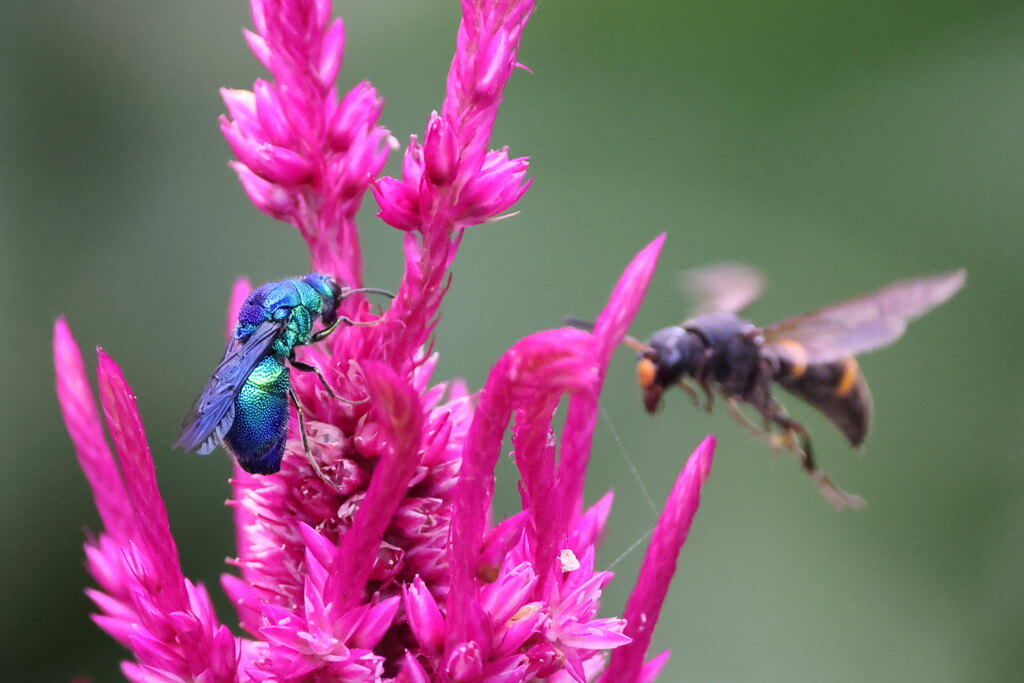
[{"xmin": 223, "ymin": 355, "xmax": 291, "ymax": 474}]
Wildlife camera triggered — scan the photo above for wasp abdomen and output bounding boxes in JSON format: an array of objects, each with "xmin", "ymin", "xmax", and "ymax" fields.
[
  {"xmin": 224, "ymin": 356, "xmax": 291, "ymax": 474},
  {"xmin": 771, "ymin": 341, "xmax": 873, "ymax": 447}
]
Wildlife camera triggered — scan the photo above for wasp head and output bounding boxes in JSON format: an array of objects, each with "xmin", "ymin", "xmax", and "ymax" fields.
[
  {"xmin": 637, "ymin": 326, "xmax": 705, "ymax": 413},
  {"xmin": 301, "ymin": 273, "xmax": 344, "ymax": 325}
]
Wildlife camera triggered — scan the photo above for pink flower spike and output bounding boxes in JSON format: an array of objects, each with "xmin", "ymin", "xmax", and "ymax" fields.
[
  {"xmin": 603, "ymin": 435, "xmax": 717, "ymax": 683},
  {"xmin": 96, "ymin": 349, "xmax": 189, "ymax": 613},
  {"xmin": 560, "ymin": 234, "xmax": 665, "ymax": 525},
  {"xmin": 64, "ymin": 1, "xmax": 724, "ymax": 678},
  {"xmin": 224, "ymin": 1, "xmax": 392, "ymax": 280},
  {"xmin": 53, "ymin": 319, "xmax": 130, "ymax": 540},
  {"xmin": 448, "ymin": 327, "xmax": 595, "ymax": 649},
  {"xmin": 592, "ymin": 234, "xmax": 666, "ymax": 363},
  {"xmin": 330, "ymin": 360, "xmax": 424, "ymax": 611}
]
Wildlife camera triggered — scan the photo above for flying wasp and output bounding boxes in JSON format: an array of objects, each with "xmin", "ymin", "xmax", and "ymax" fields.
[
  {"xmin": 574, "ymin": 265, "xmax": 965, "ymax": 509},
  {"xmin": 175, "ymin": 273, "xmax": 391, "ymax": 480}
]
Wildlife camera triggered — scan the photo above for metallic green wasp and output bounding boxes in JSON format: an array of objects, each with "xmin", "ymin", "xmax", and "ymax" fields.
[{"xmin": 176, "ymin": 273, "xmax": 389, "ymax": 478}]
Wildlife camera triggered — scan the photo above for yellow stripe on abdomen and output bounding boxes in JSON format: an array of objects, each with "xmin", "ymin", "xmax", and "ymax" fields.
[
  {"xmin": 773, "ymin": 339, "xmax": 808, "ymax": 379},
  {"xmin": 836, "ymin": 356, "xmax": 859, "ymax": 397}
]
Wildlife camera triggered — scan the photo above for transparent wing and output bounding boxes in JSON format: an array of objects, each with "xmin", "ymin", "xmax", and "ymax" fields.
[
  {"xmin": 175, "ymin": 320, "xmax": 282, "ymax": 454},
  {"xmin": 679, "ymin": 263, "xmax": 766, "ymax": 316},
  {"xmin": 763, "ymin": 269, "xmax": 965, "ymax": 363}
]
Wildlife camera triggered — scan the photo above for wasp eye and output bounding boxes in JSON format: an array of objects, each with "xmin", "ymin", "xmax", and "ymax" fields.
[
  {"xmin": 636, "ymin": 358, "xmax": 657, "ymax": 390},
  {"xmin": 326, "ymin": 277, "xmax": 342, "ymax": 302}
]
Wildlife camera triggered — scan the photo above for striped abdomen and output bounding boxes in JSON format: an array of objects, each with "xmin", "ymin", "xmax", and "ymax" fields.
[{"xmin": 770, "ymin": 340, "xmax": 874, "ymax": 447}]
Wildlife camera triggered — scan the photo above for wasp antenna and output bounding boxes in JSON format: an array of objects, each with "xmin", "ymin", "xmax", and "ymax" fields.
[
  {"xmin": 343, "ymin": 287, "xmax": 396, "ymax": 300},
  {"xmin": 621, "ymin": 335, "xmax": 648, "ymax": 354},
  {"xmin": 563, "ymin": 316, "xmax": 595, "ymax": 332},
  {"xmin": 565, "ymin": 317, "xmax": 648, "ymax": 353}
]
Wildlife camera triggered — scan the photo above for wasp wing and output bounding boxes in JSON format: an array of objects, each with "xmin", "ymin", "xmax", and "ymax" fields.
[
  {"xmin": 762, "ymin": 269, "xmax": 965, "ymax": 363},
  {"xmin": 680, "ymin": 263, "xmax": 766, "ymax": 316},
  {"xmin": 175, "ymin": 320, "xmax": 282, "ymax": 454}
]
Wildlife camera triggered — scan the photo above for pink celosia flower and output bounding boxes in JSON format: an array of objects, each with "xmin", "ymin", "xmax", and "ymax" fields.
[{"xmin": 54, "ymin": 1, "xmax": 717, "ymax": 681}]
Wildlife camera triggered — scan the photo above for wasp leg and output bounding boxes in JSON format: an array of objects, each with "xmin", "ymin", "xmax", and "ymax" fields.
[
  {"xmin": 770, "ymin": 414, "xmax": 865, "ymax": 511},
  {"xmin": 725, "ymin": 398, "xmax": 778, "ymax": 449},
  {"xmin": 289, "ymin": 355, "xmax": 371, "ymax": 406},
  {"xmin": 289, "ymin": 358, "xmax": 370, "ymax": 406},
  {"xmin": 311, "ymin": 315, "xmax": 383, "ymax": 343},
  {"xmin": 675, "ymin": 379, "xmax": 703, "ymax": 410},
  {"xmin": 333, "ymin": 315, "xmax": 384, "ymax": 328},
  {"xmin": 697, "ymin": 383, "xmax": 714, "ymax": 412},
  {"xmin": 310, "ymin": 317, "xmax": 342, "ymax": 343},
  {"xmin": 288, "ymin": 387, "xmax": 335, "ymax": 487},
  {"xmin": 289, "ymin": 359, "xmax": 337, "ymax": 398}
]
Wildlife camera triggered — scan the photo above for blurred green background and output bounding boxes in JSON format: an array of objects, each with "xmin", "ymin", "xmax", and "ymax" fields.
[{"xmin": 2, "ymin": 0, "xmax": 1021, "ymax": 680}]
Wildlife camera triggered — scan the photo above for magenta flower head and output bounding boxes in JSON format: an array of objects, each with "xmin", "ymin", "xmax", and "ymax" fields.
[{"xmin": 54, "ymin": 1, "xmax": 717, "ymax": 680}]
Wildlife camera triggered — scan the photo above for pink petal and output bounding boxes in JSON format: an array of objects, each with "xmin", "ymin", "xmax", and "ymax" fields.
[
  {"xmin": 397, "ymin": 651, "xmax": 431, "ymax": 683},
  {"xmin": 638, "ymin": 650, "xmax": 671, "ymax": 683},
  {"xmin": 350, "ymin": 596, "xmax": 401, "ymax": 649},
  {"xmin": 603, "ymin": 435, "xmax": 716, "ymax": 682},
  {"xmin": 318, "ymin": 18, "xmax": 346, "ymax": 88},
  {"xmin": 481, "ymin": 562, "xmax": 538, "ymax": 625},
  {"xmin": 404, "ymin": 575, "xmax": 445, "ymax": 653},
  {"xmin": 221, "ymin": 118, "xmax": 313, "ymax": 186},
  {"xmin": 372, "ymin": 177, "xmax": 420, "ymax": 231},
  {"xmin": 444, "ymin": 642, "xmax": 483, "ymax": 682},
  {"xmin": 329, "ymin": 81, "xmax": 384, "ymax": 152},
  {"xmin": 423, "ymin": 112, "xmax": 459, "ymax": 187},
  {"xmin": 480, "ymin": 654, "xmax": 532, "ymax": 682},
  {"xmin": 230, "ymin": 162, "xmax": 297, "ymax": 220},
  {"xmin": 493, "ymin": 603, "xmax": 545, "ymax": 653},
  {"xmin": 220, "ymin": 88, "xmax": 259, "ymax": 134},
  {"xmin": 558, "ymin": 617, "xmax": 631, "ymax": 649},
  {"xmin": 254, "ymin": 80, "xmax": 293, "ymax": 147},
  {"xmin": 473, "ymin": 29, "xmax": 514, "ymax": 100},
  {"xmin": 242, "ymin": 29, "xmax": 273, "ymax": 73}
]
